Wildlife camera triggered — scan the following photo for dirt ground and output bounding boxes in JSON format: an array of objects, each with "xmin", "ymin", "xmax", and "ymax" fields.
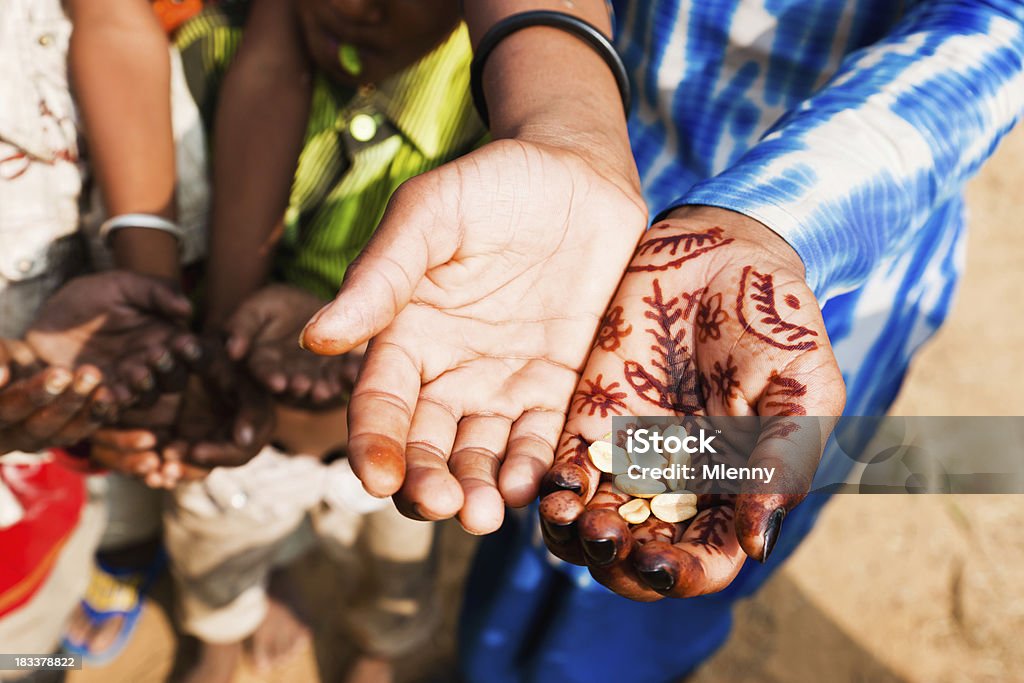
[{"xmin": 66, "ymin": 127, "xmax": 1024, "ymax": 683}]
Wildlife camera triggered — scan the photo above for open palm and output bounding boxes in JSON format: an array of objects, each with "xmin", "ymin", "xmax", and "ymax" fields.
[
  {"xmin": 301, "ymin": 138, "xmax": 647, "ymax": 533},
  {"xmin": 539, "ymin": 206, "xmax": 846, "ymax": 600}
]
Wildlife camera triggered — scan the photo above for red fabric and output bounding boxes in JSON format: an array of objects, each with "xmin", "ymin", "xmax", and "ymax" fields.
[
  {"xmin": 52, "ymin": 444, "xmax": 106, "ymax": 475},
  {"xmin": 0, "ymin": 457, "xmax": 85, "ymax": 618},
  {"xmin": 152, "ymin": 0, "xmax": 205, "ymax": 34}
]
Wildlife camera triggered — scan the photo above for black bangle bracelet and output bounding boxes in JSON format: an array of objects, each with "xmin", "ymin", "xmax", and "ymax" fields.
[{"xmin": 469, "ymin": 10, "xmax": 632, "ymax": 128}]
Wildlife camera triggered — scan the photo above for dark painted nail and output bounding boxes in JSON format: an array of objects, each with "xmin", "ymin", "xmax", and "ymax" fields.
[
  {"xmin": 638, "ymin": 568, "xmax": 675, "ymax": 592},
  {"xmin": 541, "ymin": 518, "xmax": 575, "ymax": 545},
  {"xmin": 582, "ymin": 538, "xmax": 617, "ymax": 566},
  {"xmin": 540, "ymin": 471, "xmax": 583, "ymax": 498},
  {"xmin": 761, "ymin": 507, "xmax": 787, "ymax": 563}
]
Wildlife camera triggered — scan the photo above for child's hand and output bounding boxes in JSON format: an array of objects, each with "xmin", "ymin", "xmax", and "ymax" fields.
[
  {"xmin": 89, "ymin": 394, "xmax": 184, "ymax": 488},
  {"xmin": 225, "ymin": 284, "xmax": 359, "ymax": 408},
  {"xmin": 0, "ymin": 339, "xmax": 115, "ymax": 454},
  {"xmin": 25, "ymin": 271, "xmax": 201, "ymax": 408},
  {"xmin": 164, "ymin": 343, "xmax": 276, "ymax": 474}
]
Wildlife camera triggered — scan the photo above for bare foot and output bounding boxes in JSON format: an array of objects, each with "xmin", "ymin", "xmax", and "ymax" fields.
[
  {"xmin": 344, "ymin": 656, "xmax": 394, "ymax": 683},
  {"xmin": 64, "ymin": 606, "xmax": 124, "ymax": 655},
  {"xmin": 247, "ymin": 572, "xmax": 311, "ymax": 671},
  {"xmin": 181, "ymin": 641, "xmax": 242, "ymax": 683}
]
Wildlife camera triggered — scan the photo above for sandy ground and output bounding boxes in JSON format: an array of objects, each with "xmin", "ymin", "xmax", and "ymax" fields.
[{"xmin": 66, "ymin": 126, "xmax": 1024, "ymax": 683}]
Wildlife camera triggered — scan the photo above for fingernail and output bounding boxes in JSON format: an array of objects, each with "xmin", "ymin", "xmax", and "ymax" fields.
[
  {"xmin": 138, "ymin": 374, "xmax": 155, "ymax": 392},
  {"xmin": 540, "ymin": 466, "xmax": 585, "ymax": 497},
  {"xmin": 154, "ymin": 351, "xmax": 174, "ymax": 373},
  {"xmin": 761, "ymin": 507, "xmax": 787, "ymax": 563},
  {"xmin": 541, "ymin": 518, "xmax": 575, "ymax": 545},
  {"xmin": 582, "ymin": 538, "xmax": 617, "ymax": 566},
  {"xmin": 638, "ymin": 568, "xmax": 675, "ymax": 592},
  {"xmin": 74, "ymin": 370, "xmax": 100, "ymax": 394},
  {"xmin": 45, "ymin": 369, "xmax": 72, "ymax": 395},
  {"xmin": 182, "ymin": 340, "xmax": 202, "ymax": 362},
  {"xmin": 237, "ymin": 424, "xmax": 254, "ymax": 446}
]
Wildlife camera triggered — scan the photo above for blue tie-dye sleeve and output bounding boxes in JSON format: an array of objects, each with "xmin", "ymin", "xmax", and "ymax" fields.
[{"xmin": 671, "ymin": 0, "xmax": 1024, "ymax": 300}]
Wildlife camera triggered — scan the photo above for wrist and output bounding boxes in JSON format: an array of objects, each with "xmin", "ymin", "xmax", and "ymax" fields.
[
  {"xmin": 109, "ymin": 227, "xmax": 182, "ymax": 281},
  {"xmin": 664, "ymin": 205, "xmax": 807, "ymax": 278}
]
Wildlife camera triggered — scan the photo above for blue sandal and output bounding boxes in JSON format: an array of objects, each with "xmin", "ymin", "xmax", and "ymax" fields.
[{"xmin": 61, "ymin": 550, "xmax": 166, "ymax": 666}]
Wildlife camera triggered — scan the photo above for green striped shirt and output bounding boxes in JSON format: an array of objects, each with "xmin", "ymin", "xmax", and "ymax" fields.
[{"xmin": 177, "ymin": 9, "xmax": 483, "ymax": 299}]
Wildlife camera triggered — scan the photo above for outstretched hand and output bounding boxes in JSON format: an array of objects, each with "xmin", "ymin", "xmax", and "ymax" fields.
[
  {"xmin": 0, "ymin": 339, "xmax": 114, "ymax": 454},
  {"xmin": 301, "ymin": 138, "xmax": 647, "ymax": 533},
  {"xmin": 538, "ymin": 206, "xmax": 845, "ymax": 600},
  {"xmin": 25, "ymin": 271, "xmax": 200, "ymax": 407},
  {"xmin": 225, "ymin": 284, "xmax": 359, "ymax": 408}
]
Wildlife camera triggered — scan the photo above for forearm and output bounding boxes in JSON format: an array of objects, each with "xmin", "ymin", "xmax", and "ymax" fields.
[
  {"xmin": 465, "ymin": 1, "xmax": 639, "ymax": 193},
  {"xmin": 69, "ymin": 0, "xmax": 181, "ymax": 280},
  {"xmin": 204, "ymin": 0, "xmax": 311, "ymax": 328},
  {"xmin": 674, "ymin": 0, "xmax": 1024, "ymax": 299}
]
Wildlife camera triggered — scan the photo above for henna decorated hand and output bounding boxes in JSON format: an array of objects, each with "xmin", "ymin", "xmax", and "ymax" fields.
[
  {"xmin": 25, "ymin": 271, "xmax": 201, "ymax": 408},
  {"xmin": 300, "ymin": 139, "xmax": 647, "ymax": 533},
  {"xmin": 225, "ymin": 284, "xmax": 359, "ymax": 408},
  {"xmin": 0, "ymin": 339, "xmax": 115, "ymax": 454},
  {"xmin": 539, "ymin": 206, "xmax": 845, "ymax": 601}
]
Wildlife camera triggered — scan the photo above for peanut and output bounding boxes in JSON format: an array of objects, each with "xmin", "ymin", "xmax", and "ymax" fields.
[
  {"xmin": 614, "ymin": 474, "xmax": 666, "ymax": 498},
  {"xmin": 618, "ymin": 498, "xmax": 651, "ymax": 524},
  {"xmin": 588, "ymin": 439, "xmax": 628, "ymax": 474},
  {"xmin": 650, "ymin": 491, "xmax": 699, "ymax": 523}
]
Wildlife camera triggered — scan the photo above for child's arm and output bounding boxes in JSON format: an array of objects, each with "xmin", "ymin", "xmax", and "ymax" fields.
[
  {"xmin": 203, "ymin": 0, "xmax": 312, "ymax": 328},
  {"xmin": 68, "ymin": 0, "xmax": 181, "ymax": 281}
]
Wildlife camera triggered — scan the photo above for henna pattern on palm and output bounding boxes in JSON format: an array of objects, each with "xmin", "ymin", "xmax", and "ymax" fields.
[
  {"xmin": 628, "ymin": 226, "xmax": 734, "ymax": 273},
  {"xmin": 764, "ymin": 371, "xmax": 808, "ymax": 416},
  {"xmin": 688, "ymin": 507, "xmax": 732, "ymax": 556},
  {"xmin": 623, "ymin": 280, "xmax": 701, "ymax": 414},
  {"xmin": 761, "ymin": 420, "xmax": 801, "ymax": 440},
  {"xmin": 594, "ymin": 305, "xmax": 632, "ymax": 351},
  {"xmin": 572, "ymin": 374, "xmax": 628, "ymax": 418},
  {"xmin": 736, "ymin": 266, "xmax": 819, "ymax": 351},
  {"xmin": 709, "ymin": 355, "xmax": 740, "ymax": 400},
  {"xmin": 696, "ymin": 292, "xmax": 728, "ymax": 343}
]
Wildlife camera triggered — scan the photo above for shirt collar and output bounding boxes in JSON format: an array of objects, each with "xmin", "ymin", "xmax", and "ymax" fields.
[{"xmin": 368, "ymin": 22, "xmax": 474, "ymax": 158}]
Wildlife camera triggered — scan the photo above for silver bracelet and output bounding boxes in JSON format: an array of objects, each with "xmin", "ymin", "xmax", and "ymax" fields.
[{"xmin": 98, "ymin": 213, "xmax": 185, "ymax": 251}]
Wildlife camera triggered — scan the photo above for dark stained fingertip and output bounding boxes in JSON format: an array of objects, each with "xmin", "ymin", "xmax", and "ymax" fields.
[
  {"xmin": 539, "ymin": 463, "xmax": 587, "ymax": 497},
  {"xmin": 761, "ymin": 507, "xmax": 787, "ymax": 563},
  {"xmin": 582, "ymin": 539, "xmax": 617, "ymax": 566},
  {"xmin": 637, "ymin": 567, "xmax": 676, "ymax": 592},
  {"xmin": 541, "ymin": 518, "xmax": 575, "ymax": 545}
]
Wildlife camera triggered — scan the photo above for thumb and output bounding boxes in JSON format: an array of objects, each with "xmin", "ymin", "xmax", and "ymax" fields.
[
  {"xmin": 734, "ymin": 365, "xmax": 845, "ymax": 562},
  {"xmin": 300, "ymin": 176, "xmax": 457, "ymax": 355}
]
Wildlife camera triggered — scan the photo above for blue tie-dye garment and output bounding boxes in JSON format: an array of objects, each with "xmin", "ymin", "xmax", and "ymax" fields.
[{"xmin": 460, "ymin": 3, "xmax": 1024, "ymax": 682}]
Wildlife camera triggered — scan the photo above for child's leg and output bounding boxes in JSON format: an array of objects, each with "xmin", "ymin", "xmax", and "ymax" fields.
[
  {"xmin": 164, "ymin": 447, "xmax": 322, "ymax": 683},
  {"xmin": 314, "ymin": 467, "xmax": 440, "ymax": 683}
]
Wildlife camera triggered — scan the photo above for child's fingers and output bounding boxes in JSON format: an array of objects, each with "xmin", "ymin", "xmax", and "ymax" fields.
[{"xmin": 0, "ymin": 367, "xmax": 73, "ymax": 426}]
